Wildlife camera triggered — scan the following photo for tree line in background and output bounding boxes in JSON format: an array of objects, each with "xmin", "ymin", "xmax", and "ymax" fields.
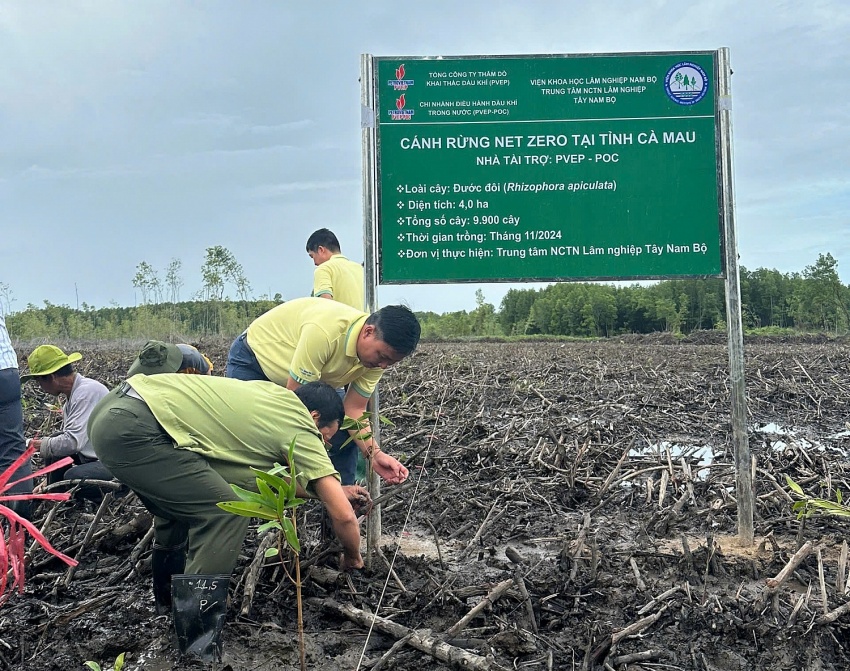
[
  {"xmin": 417, "ymin": 252, "xmax": 850, "ymax": 338},
  {"xmin": 2, "ymin": 251, "xmax": 849, "ymax": 341}
]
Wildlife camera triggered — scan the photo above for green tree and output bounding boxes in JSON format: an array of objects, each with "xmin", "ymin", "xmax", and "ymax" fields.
[
  {"xmin": 499, "ymin": 288, "xmax": 537, "ymax": 335},
  {"xmin": 470, "ymin": 289, "xmax": 500, "ymax": 335},
  {"xmin": 132, "ymin": 261, "xmax": 161, "ymax": 305},
  {"xmin": 199, "ymin": 246, "xmax": 253, "ymax": 334},
  {"xmin": 584, "ymin": 285, "xmax": 617, "ymax": 336},
  {"xmin": 791, "ymin": 253, "xmax": 849, "ymax": 331},
  {"xmin": 165, "ymin": 258, "xmax": 184, "ymax": 304}
]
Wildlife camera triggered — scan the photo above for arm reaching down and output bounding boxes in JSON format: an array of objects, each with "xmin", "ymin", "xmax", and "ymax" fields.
[{"xmin": 312, "ymin": 475, "xmax": 364, "ymax": 570}]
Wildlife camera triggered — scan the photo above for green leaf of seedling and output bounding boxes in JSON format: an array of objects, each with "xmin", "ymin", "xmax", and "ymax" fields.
[
  {"xmin": 217, "ymin": 501, "xmax": 280, "ymax": 521},
  {"xmin": 837, "ymin": 489, "xmax": 843, "ymax": 505},
  {"xmin": 280, "ymin": 469, "xmax": 296, "ymax": 501},
  {"xmin": 268, "ymin": 462, "xmax": 289, "ymax": 477},
  {"xmin": 114, "ymin": 653, "xmax": 126, "ymax": 671},
  {"xmin": 252, "ymin": 468, "xmax": 290, "ymax": 492},
  {"xmin": 84, "ymin": 664, "xmax": 101, "ymax": 671},
  {"xmin": 811, "ymin": 500, "xmax": 850, "ymax": 516},
  {"xmin": 283, "ymin": 517, "xmax": 300, "ymax": 553},
  {"xmin": 276, "ymin": 488, "xmax": 286, "ymax": 520},
  {"xmin": 257, "ymin": 520, "xmax": 283, "ymax": 533},
  {"xmin": 378, "ymin": 414, "xmax": 395, "ymax": 427},
  {"xmin": 285, "ymin": 439, "xmax": 303, "ymax": 497},
  {"xmin": 785, "ymin": 476, "xmax": 805, "ymax": 496},
  {"xmin": 340, "ymin": 418, "xmax": 360, "ymax": 431},
  {"xmin": 228, "ymin": 484, "xmax": 269, "ymax": 506},
  {"xmin": 791, "ymin": 501, "xmax": 810, "ymax": 519},
  {"xmin": 256, "ymin": 478, "xmax": 278, "ymax": 506},
  {"xmin": 264, "ymin": 547, "xmax": 280, "ymax": 558},
  {"xmin": 285, "ymin": 497, "xmax": 307, "ymax": 509}
]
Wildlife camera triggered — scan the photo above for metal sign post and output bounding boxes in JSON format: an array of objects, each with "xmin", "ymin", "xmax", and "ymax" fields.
[
  {"xmin": 717, "ymin": 48, "xmax": 753, "ymax": 545},
  {"xmin": 361, "ymin": 54, "xmax": 382, "ymax": 565}
]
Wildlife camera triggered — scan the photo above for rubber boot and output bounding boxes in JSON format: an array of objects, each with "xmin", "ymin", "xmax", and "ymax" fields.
[
  {"xmin": 151, "ymin": 542, "xmax": 187, "ymax": 615},
  {"xmin": 171, "ymin": 574, "xmax": 230, "ymax": 662}
]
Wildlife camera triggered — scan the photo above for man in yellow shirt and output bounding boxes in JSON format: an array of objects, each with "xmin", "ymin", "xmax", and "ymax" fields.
[
  {"xmin": 226, "ymin": 297, "xmax": 419, "ymax": 485},
  {"xmin": 306, "ymin": 228, "xmax": 364, "ymax": 311},
  {"xmin": 306, "ymin": 228, "xmax": 369, "ymax": 482}
]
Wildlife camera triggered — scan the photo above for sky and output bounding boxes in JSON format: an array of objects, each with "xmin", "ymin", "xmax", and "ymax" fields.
[{"xmin": 1, "ymin": 1, "xmax": 848, "ymax": 314}]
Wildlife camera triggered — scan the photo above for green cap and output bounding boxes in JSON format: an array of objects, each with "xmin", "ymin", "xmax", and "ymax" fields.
[
  {"xmin": 21, "ymin": 345, "xmax": 82, "ymax": 382},
  {"xmin": 127, "ymin": 340, "xmax": 184, "ymax": 376}
]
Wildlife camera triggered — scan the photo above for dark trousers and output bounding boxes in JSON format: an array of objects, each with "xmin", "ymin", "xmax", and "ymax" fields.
[
  {"xmin": 327, "ymin": 387, "xmax": 358, "ymax": 485},
  {"xmin": 46, "ymin": 454, "xmax": 116, "ymax": 501},
  {"xmin": 88, "ymin": 386, "xmax": 250, "ymax": 575},
  {"xmin": 0, "ymin": 367, "xmax": 32, "ymax": 496},
  {"xmin": 225, "ymin": 332, "xmax": 268, "ymax": 381}
]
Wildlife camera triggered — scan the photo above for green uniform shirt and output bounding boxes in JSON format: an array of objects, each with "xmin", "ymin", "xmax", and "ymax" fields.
[
  {"xmin": 312, "ymin": 253, "xmax": 365, "ymax": 311},
  {"xmin": 246, "ymin": 297, "xmax": 383, "ymax": 398},
  {"xmin": 127, "ymin": 373, "xmax": 338, "ymax": 493}
]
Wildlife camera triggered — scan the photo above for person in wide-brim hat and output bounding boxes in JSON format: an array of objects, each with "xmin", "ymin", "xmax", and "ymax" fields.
[
  {"xmin": 20, "ymin": 345, "xmax": 82, "ymax": 382},
  {"xmin": 20, "ymin": 344, "xmax": 112, "ymax": 497}
]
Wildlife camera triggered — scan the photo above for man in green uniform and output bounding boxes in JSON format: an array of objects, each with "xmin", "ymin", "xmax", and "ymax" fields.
[
  {"xmin": 88, "ymin": 375, "xmax": 369, "ymax": 659},
  {"xmin": 226, "ymin": 297, "xmax": 420, "ymax": 485}
]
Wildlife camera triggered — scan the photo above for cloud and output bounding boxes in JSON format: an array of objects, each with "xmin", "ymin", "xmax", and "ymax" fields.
[{"xmin": 246, "ymin": 180, "xmax": 360, "ymax": 199}]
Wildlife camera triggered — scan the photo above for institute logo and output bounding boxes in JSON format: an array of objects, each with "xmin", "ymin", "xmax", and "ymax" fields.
[
  {"xmin": 388, "ymin": 93, "xmax": 414, "ymax": 120},
  {"xmin": 664, "ymin": 61, "xmax": 708, "ymax": 106},
  {"xmin": 387, "ymin": 63, "xmax": 414, "ymax": 91}
]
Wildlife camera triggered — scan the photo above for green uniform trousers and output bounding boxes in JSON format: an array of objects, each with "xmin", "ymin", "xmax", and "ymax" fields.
[{"xmin": 88, "ymin": 385, "xmax": 250, "ymax": 575}]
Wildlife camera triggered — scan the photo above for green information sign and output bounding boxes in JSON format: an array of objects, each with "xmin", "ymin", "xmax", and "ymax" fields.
[{"xmin": 371, "ymin": 52, "xmax": 724, "ymax": 284}]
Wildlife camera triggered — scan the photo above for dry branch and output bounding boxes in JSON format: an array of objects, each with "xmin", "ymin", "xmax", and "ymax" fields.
[{"xmin": 313, "ymin": 597, "xmax": 508, "ymax": 671}]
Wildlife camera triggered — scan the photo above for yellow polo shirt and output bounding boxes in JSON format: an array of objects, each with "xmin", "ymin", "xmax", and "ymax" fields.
[
  {"xmin": 312, "ymin": 254, "xmax": 364, "ymax": 311},
  {"xmin": 246, "ymin": 297, "xmax": 383, "ymax": 398},
  {"xmin": 127, "ymin": 374, "xmax": 338, "ymax": 494}
]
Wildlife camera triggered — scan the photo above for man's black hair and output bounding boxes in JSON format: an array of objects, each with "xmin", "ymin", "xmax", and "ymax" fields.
[
  {"xmin": 365, "ymin": 305, "xmax": 421, "ymax": 356},
  {"xmin": 306, "ymin": 228, "xmax": 341, "ymax": 254},
  {"xmin": 293, "ymin": 381, "xmax": 344, "ymax": 429},
  {"xmin": 52, "ymin": 363, "xmax": 75, "ymax": 378}
]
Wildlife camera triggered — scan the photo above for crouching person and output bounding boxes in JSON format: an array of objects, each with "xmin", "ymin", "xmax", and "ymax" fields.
[
  {"xmin": 21, "ymin": 345, "xmax": 112, "ymax": 500},
  {"xmin": 87, "ymin": 375, "xmax": 370, "ymax": 662}
]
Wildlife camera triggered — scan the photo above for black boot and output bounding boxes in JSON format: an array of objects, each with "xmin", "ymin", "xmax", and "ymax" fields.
[
  {"xmin": 171, "ymin": 574, "xmax": 230, "ymax": 662},
  {"xmin": 151, "ymin": 542, "xmax": 186, "ymax": 615}
]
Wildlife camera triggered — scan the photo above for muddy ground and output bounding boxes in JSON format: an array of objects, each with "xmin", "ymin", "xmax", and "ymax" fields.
[{"xmin": 3, "ymin": 336, "xmax": 850, "ymax": 670}]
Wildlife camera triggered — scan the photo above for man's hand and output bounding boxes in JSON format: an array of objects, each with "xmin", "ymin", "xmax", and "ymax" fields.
[
  {"xmin": 342, "ymin": 485, "xmax": 373, "ymax": 516},
  {"xmin": 339, "ymin": 551, "xmax": 364, "ymax": 571},
  {"xmin": 371, "ymin": 451, "xmax": 409, "ymax": 484},
  {"xmin": 28, "ymin": 438, "xmax": 46, "ymax": 458}
]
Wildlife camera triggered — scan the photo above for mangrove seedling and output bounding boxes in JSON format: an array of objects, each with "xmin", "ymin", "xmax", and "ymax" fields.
[
  {"xmin": 217, "ymin": 438, "xmax": 308, "ymax": 671},
  {"xmin": 786, "ymin": 475, "xmax": 850, "ymax": 520},
  {"xmin": 84, "ymin": 652, "xmax": 126, "ymax": 671}
]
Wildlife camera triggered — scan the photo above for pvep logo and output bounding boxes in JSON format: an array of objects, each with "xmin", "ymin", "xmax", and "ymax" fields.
[
  {"xmin": 664, "ymin": 62, "xmax": 708, "ymax": 106},
  {"xmin": 388, "ymin": 63, "xmax": 414, "ymax": 91},
  {"xmin": 388, "ymin": 92, "xmax": 413, "ymax": 120}
]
